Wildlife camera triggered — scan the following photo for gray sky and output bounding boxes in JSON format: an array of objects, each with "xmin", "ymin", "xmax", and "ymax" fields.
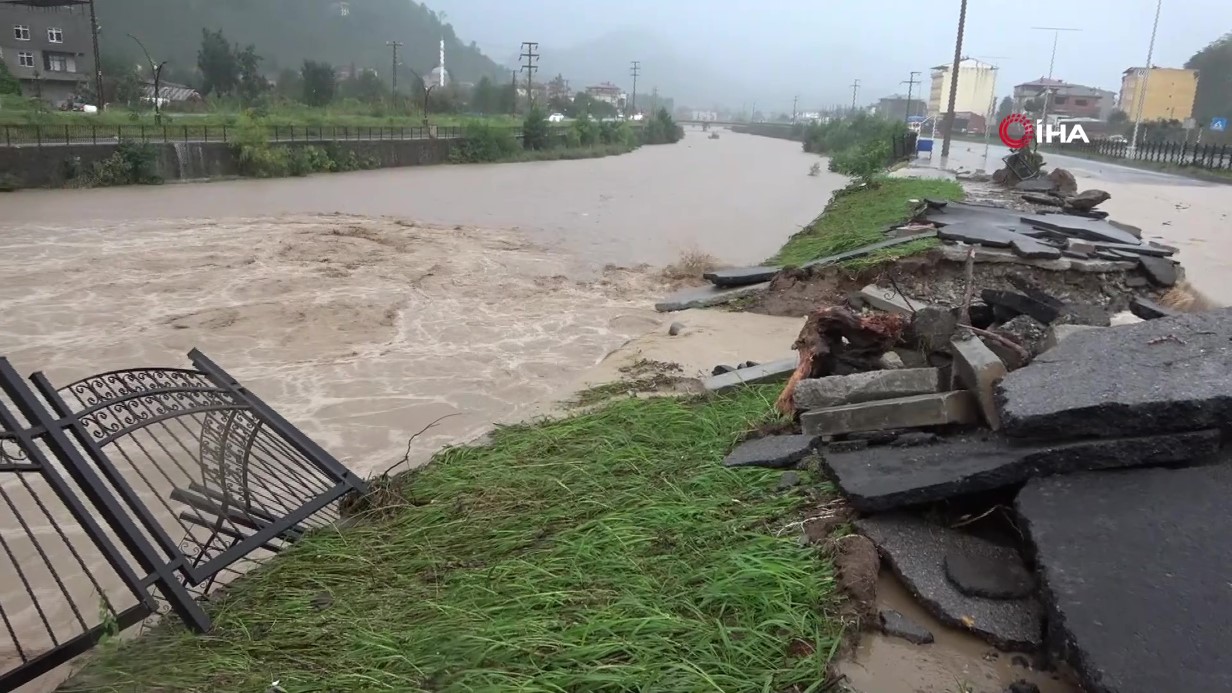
[{"xmin": 432, "ymin": 0, "xmax": 1231, "ymax": 111}]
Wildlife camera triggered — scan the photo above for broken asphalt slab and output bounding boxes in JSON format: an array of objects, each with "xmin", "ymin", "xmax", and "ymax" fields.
[
  {"xmin": 701, "ymin": 232, "xmax": 941, "ymax": 288},
  {"xmin": 818, "ymin": 430, "xmax": 1220, "ymax": 513},
  {"xmin": 1138, "ymin": 256, "xmax": 1179, "ymax": 287},
  {"xmin": 722, "ymin": 434, "xmax": 820, "ymax": 469},
  {"xmin": 1128, "ymin": 296, "xmax": 1179, "ymax": 321},
  {"xmin": 997, "ymin": 308, "xmax": 1232, "ymax": 440},
  {"xmin": 792, "ymin": 368, "xmax": 942, "ymax": 411},
  {"xmin": 879, "ymin": 609, "xmax": 934, "ymax": 645},
  {"xmin": 1019, "ymin": 215, "xmax": 1142, "ymax": 246},
  {"xmin": 935, "ymin": 222, "xmax": 1063, "ymax": 260},
  {"xmin": 703, "ymin": 356, "xmax": 798, "ymax": 392},
  {"xmin": 655, "ymin": 282, "xmax": 769, "ymax": 312},
  {"xmin": 855, "ymin": 513, "xmax": 1044, "ymax": 651},
  {"xmin": 1016, "ymin": 464, "xmax": 1232, "ymax": 693}
]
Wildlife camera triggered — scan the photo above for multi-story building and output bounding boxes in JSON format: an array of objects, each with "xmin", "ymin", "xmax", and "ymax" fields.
[
  {"xmin": 0, "ymin": 0, "xmax": 92, "ymax": 105},
  {"xmin": 1013, "ymin": 78, "xmax": 1118, "ymax": 121},
  {"xmin": 928, "ymin": 58, "xmax": 997, "ymax": 118},
  {"xmin": 1119, "ymin": 67, "xmax": 1198, "ymax": 122},
  {"xmin": 585, "ymin": 82, "xmax": 625, "ymax": 108},
  {"xmin": 877, "ymin": 94, "xmax": 926, "ymax": 122}
]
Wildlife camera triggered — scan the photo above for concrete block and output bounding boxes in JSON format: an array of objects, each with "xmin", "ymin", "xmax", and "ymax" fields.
[
  {"xmin": 703, "ymin": 357, "xmax": 797, "ymax": 392},
  {"xmin": 655, "ymin": 282, "xmax": 768, "ymax": 312},
  {"xmin": 950, "ymin": 335, "xmax": 1007, "ymax": 430},
  {"xmin": 859, "ymin": 284, "xmax": 917, "ymax": 316},
  {"xmin": 1041, "ymin": 324, "xmax": 1101, "ymax": 353},
  {"xmin": 793, "ymin": 368, "xmax": 942, "ymax": 411},
  {"xmin": 801, "ymin": 391, "xmax": 978, "ymax": 436}
]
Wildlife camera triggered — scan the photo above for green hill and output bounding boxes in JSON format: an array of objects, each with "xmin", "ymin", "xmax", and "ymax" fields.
[{"xmin": 99, "ymin": 0, "xmax": 504, "ymax": 86}]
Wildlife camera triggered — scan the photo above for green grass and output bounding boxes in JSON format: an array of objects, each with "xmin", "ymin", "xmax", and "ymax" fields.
[
  {"xmin": 502, "ymin": 142, "xmax": 641, "ymax": 163},
  {"xmin": 770, "ymin": 177, "xmax": 965, "ymax": 267},
  {"xmin": 66, "ymin": 387, "xmax": 845, "ymax": 693}
]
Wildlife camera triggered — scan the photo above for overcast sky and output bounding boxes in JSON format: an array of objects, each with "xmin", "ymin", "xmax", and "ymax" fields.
[{"xmin": 433, "ymin": 0, "xmax": 1230, "ymax": 111}]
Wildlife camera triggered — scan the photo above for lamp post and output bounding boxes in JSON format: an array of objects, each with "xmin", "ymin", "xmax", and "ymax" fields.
[
  {"xmin": 1030, "ymin": 27, "xmax": 1080, "ymax": 128},
  {"xmin": 1128, "ymin": 0, "xmax": 1164, "ymax": 157},
  {"xmin": 128, "ymin": 34, "xmax": 165, "ymax": 123}
]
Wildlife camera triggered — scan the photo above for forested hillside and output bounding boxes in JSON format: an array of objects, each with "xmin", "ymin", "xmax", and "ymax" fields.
[{"xmin": 98, "ymin": 0, "xmax": 503, "ymax": 85}]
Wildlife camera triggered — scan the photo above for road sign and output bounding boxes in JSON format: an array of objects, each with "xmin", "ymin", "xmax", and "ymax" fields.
[{"xmin": 1211, "ymin": 117, "xmax": 1228, "ymax": 132}]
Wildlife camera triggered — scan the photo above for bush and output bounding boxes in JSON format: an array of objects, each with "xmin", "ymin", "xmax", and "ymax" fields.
[
  {"xmin": 522, "ymin": 107, "xmax": 550, "ymax": 150},
  {"xmin": 0, "ymin": 173, "xmax": 20, "ymax": 191},
  {"xmin": 828, "ymin": 138, "xmax": 893, "ymax": 181},
  {"xmin": 88, "ymin": 140, "xmax": 162, "ymax": 187},
  {"xmin": 642, "ymin": 108, "xmax": 683, "ymax": 145},
  {"xmin": 573, "ymin": 115, "xmax": 600, "ymax": 146},
  {"xmin": 449, "ymin": 121, "xmax": 520, "ymax": 163},
  {"xmin": 802, "ymin": 113, "xmax": 904, "ymax": 155}
]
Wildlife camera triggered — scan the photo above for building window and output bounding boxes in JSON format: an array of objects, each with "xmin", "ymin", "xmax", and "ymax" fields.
[
  {"xmin": 1053, "ymin": 95, "xmax": 1068, "ymax": 105},
  {"xmin": 45, "ymin": 53, "xmax": 67, "ymax": 72},
  {"xmin": 47, "ymin": 27, "xmax": 63, "ymax": 43},
  {"xmin": 1075, "ymin": 98, "xmax": 1088, "ymax": 106},
  {"xmin": 18, "ymin": 51, "xmax": 34, "ymax": 68},
  {"xmin": 14, "ymin": 25, "xmax": 30, "ymax": 41}
]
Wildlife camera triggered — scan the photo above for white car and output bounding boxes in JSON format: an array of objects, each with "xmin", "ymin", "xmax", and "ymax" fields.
[
  {"xmin": 1107, "ymin": 134, "xmax": 1127, "ymax": 143},
  {"xmin": 548, "ymin": 112, "xmax": 565, "ymax": 123}
]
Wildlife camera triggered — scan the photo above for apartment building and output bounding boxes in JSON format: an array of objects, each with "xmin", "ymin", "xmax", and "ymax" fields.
[
  {"xmin": 1119, "ymin": 67, "xmax": 1198, "ymax": 122},
  {"xmin": 928, "ymin": 58, "xmax": 997, "ymax": 118},
  {"xmin": 0, "ymin": 0, "xmax": 92, "ymax": 105}
]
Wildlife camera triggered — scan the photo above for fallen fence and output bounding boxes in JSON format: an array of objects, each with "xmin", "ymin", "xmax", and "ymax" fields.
[
  {"xmin": 1063, "ymin": 138, "xmax": 1232, "ymax": 171},
  {"xmin": 0, "ymin": 349, "xmax": 367, "ymax": 691}
]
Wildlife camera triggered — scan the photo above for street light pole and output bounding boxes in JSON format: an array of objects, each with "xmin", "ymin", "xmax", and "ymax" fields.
[
  {"xmin": 1030, "ymin": 27, "xmax": 1080, "ymax": 127},
  {"xmin": 127, "ymin": 34, "xmax": 165, "ymax": 123},
  {"xmin": 1128, "ymin": 0, "xmax": 1164, "ymax": 156}
]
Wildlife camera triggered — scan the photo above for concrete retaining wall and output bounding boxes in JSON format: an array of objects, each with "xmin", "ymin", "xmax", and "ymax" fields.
[
  {"xmin": 730, "ymin": 123, "xmax": 803, "ymax": 141},
  {"xmin": 0, "ymin": 138, "xmax": 462, "ymax": 188}
]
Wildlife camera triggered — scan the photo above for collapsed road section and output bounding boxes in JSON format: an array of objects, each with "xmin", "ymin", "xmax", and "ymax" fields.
[{"xmin": 696, "ymin": 179, "xmax": 1231, "ymax": 693}]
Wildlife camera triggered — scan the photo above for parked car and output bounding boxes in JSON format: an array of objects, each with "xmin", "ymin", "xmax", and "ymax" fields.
[
  {"xmin": 548, "ymin": 112, "xmax": 566, "ymax": 123},
  {"xmin": 1108, "ymin": 134, "xmax": 1127, "ymax": 143}
]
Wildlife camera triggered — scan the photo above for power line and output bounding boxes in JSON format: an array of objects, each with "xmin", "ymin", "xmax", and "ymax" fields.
[
  {"xmin": 520, "ymin": 41, "xmax": 539, "ymax": 110},
  {"xmin": 902, "ymin": 71, "xmax": 921, "ymax": 125},
  {"xmin": 385, "ymin": 40, "xmax": 403, "ymax": 95},
  {"xmin": 630, "ymin": 60, "xmax": 641, "ymax": 116}
]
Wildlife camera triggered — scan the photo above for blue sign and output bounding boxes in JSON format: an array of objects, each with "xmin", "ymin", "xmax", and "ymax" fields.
[{"xmin": 1211, "ymin": 117, "xmax": 1228, "ymax": 132}]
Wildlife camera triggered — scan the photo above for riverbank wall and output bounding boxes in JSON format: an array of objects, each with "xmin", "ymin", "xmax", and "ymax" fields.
[
  {"xmin": 729, "ymin": 123, "xmax": 801, "ymax": 141},
  {"xmin": 0, "ymin": 138, "xmax": 458, "ymax": 188}
]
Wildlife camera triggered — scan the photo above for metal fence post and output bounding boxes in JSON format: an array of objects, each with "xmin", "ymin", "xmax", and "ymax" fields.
[
  {"xmin": 5, "ymin": 125, "xmax": 9, "ymax": 147},
  {"xmin": 36, "ymin": 125, "xmax": 41, "ymax": 147}
]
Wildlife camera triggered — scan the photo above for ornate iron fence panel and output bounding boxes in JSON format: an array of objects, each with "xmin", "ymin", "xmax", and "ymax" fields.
[{"xmin": 0, "ymin": 349, "xmax": 367, "ymax": 691}]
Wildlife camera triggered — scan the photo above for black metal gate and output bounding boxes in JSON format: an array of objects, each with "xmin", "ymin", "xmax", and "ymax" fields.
[{"xmin": 0, "ymin": 349, "xmax": 367, "ymax": 691}]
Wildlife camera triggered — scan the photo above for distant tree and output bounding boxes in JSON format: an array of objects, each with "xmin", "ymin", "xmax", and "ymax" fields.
[
  {"xmin": 274, "ymin": 68, "xmax": 302, "ymax": 100},
  {"xmin": 0, "ymin": 59, "xmax": 20, "ymax": 95},
  {"xmin": 197, "ymin": 28, "xmax": 238, "ymax": 96},
  {"xmin": 471, "ymin": 76, "xmax": 496, "ymax": 113},
  {"xmin": 1108, "ymin": 109, "xmax": 1129, "ymax": 125},
  {"xmin": 339, "ymin": 70, "xmax": 386, "ymax": 103},
  {"xmin": 112, "ymin": 68, "xmax": 144, "ymax": 106},
  {"xmin": 496, "ymin": 82, "xmax": 517, "ymax": 115},
  {"xmin": 1021, "ymin": 98, "xmax": 1041, "ymax": 116},
  {"xmin": 301, "ymin": 60, "xmax": 336, "ymax": 107},
  {"xmin": 996, "ymin": 96, "xmax": 1014, "ymax": 122},
  {"xmin": 522, "ymin": 106, "xmax": 550, "ymax": 150},
  {"xmin": 569, "ymin": 91, "xmax": 617, "ymax": 119},
  {"xmin": 236, "ymin": 44, "xmax": 266, "ymax": 105},
  {"xmin": 1186, "ymin": 32, "xmax": 1232, "ymax": 122}
]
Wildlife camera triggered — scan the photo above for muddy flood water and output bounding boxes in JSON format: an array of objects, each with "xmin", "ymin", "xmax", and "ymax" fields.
[{"xmin": 1, "ymin": 131, "xmax": 848, "ymax": 691}]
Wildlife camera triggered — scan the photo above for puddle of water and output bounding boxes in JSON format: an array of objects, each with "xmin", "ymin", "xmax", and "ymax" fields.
[{"xmin": 838, "ymin": 573, "xmax": 1081, "ymax": 693}]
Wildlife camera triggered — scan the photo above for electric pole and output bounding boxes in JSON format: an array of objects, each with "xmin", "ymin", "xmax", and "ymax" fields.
[
  {"xmin": 1030, "ymin": 27, "xmax": 1081, "ymax": 127},
  {"xmin": 850, "ymin": 79, "xmax": 860, "ymax": 112},
  {"xmin": 520, "ymin": 41, "xmax": 539, "ymax": 109},
  {"xmin": 88, "ymin": 0, "xmax": 103, "ymax": 108},
  {"xmin": 629, "ymin": 60, "xmax": 641, "ymax": 116},
  {"xmin": 385, "ymin": 41, "xmax": 403, "ymax": 96},
  {"xmin": 939, "ymin": 0, "xmax": 968, "ymax": 168},
  {"xmin": 1128, "ymin": 0, "xmax": 1163, "ymax": 156},
  {"xmin": 902, "ymin": 71, "xmax": 921, "ymax": 125},
  {"xmin": 792, "ymin": 95, "xmax": 799, "ymax": 122}
]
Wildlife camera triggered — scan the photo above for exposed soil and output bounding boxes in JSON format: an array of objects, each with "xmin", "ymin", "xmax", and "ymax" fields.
[{"xmin": 741, "ymin": 250, "xmax": 1164, "ymax": 319}]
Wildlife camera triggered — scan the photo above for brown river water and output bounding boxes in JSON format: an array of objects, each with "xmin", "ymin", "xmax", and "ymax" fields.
[{"xmin": 0, "ymin": 130, "xmax": 844, "ymax": 691}]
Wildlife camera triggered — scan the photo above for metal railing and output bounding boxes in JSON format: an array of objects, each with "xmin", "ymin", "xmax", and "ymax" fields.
[
  {"xmin": 0, "ymin": 123, "xmax": 474, "ymax": 147},
  {"xmin": 891, "ymin": 131, "xmax": 919, "ymax": 162},
  {"xmin": 0, "ymin": 349, "xmax": 368, "ymax": 691},
  {"xmin": 1063, "ymin": 138, "xmax": 1232, "ymax": 171}
]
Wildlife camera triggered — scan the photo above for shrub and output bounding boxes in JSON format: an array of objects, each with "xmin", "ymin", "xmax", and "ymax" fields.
[
  {"xmin": 0, "ymin": 173, "xmax": 21, "ymax": 192},
  {"xmin": 449, "ymin": 121, "xmax": 520, "ymax": 163},
  {"xmin": 522, "ymin": 107, "xmax": 550, "ymax": 150},
  {"xmin": 88, "ymin": 140, "xmax": 162, "ymax": 186},
  {"xmin": 828, "ymin": 138, "xmax": 893, "ymax": 181},
  {"xmin": 573, "ymin": 115, "xmax": 600, "ymax": 146},
  {"xmin": 642, "ymin": 108, "xmax": 683, "ymax": 145},
  {"xmin": 802, "ymin": 113, "xmax": 904, "ymax": 155}
]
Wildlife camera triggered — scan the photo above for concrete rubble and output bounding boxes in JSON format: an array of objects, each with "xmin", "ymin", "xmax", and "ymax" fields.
[{"xmin": 710, "ymin": 177, "xmax": 1231, "ymax": 691}]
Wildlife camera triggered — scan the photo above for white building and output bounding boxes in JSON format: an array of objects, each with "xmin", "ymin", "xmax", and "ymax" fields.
[{"xmin": 928, "ymin": 58, "xmax": 997, "ymax": 118}]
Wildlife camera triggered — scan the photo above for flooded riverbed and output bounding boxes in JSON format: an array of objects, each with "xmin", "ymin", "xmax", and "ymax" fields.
[{"xmin": 0, "ymin": 132, "xmax": 841, "ymax": 691}]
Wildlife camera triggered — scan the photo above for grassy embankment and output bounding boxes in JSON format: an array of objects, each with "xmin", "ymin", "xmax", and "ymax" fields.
[{"xmin": 66, "ymin": 387, "xmax": 845, "ymax": 693}]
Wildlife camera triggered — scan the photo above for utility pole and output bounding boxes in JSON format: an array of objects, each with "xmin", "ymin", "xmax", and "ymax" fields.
[
  {"xmin": 520, "ymin": 41, "xmax": 539, "ymax": 109},
  {"xmin": 88, "ymin": 0, "xmax": 103, "ymax": 108},
  {"xmin": 651, "ymin": 85, "xmax": 659, "ymax": 114},
  {"xmin": 385, "ymin": 41, "xmax": 403, "ymax": 96},
  {"xmin": 850, "ymin": 79, "xmax": 860, "ymax": 112},
  {"xmin": 792, "ymin": 94, "xmax": 799, "ymax": 122},
  {"xmin": 510, "ymin": 70, "xmax": 518, "ymax": 115},
  {"xmin": 128, "ymin": 34, "xmax": 166, "ymax": 123},
  {"xmin": 1030, "ymin": 27, "xmax": 1081, "ymax": 127},
  {"xmin": 939, "ymin": 0, "xmax": 968, "ymax": 168},
  {"xmin": 629, "ymin": 60, "xmax": 641, "ymax": 116},
  {"xmin": 1129, "ymin": 0, "xmax": 1163, "ymax": 156},
  {"xmin": 902, "ymin": 71, "xmax": 921, "ymax": 124}
]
